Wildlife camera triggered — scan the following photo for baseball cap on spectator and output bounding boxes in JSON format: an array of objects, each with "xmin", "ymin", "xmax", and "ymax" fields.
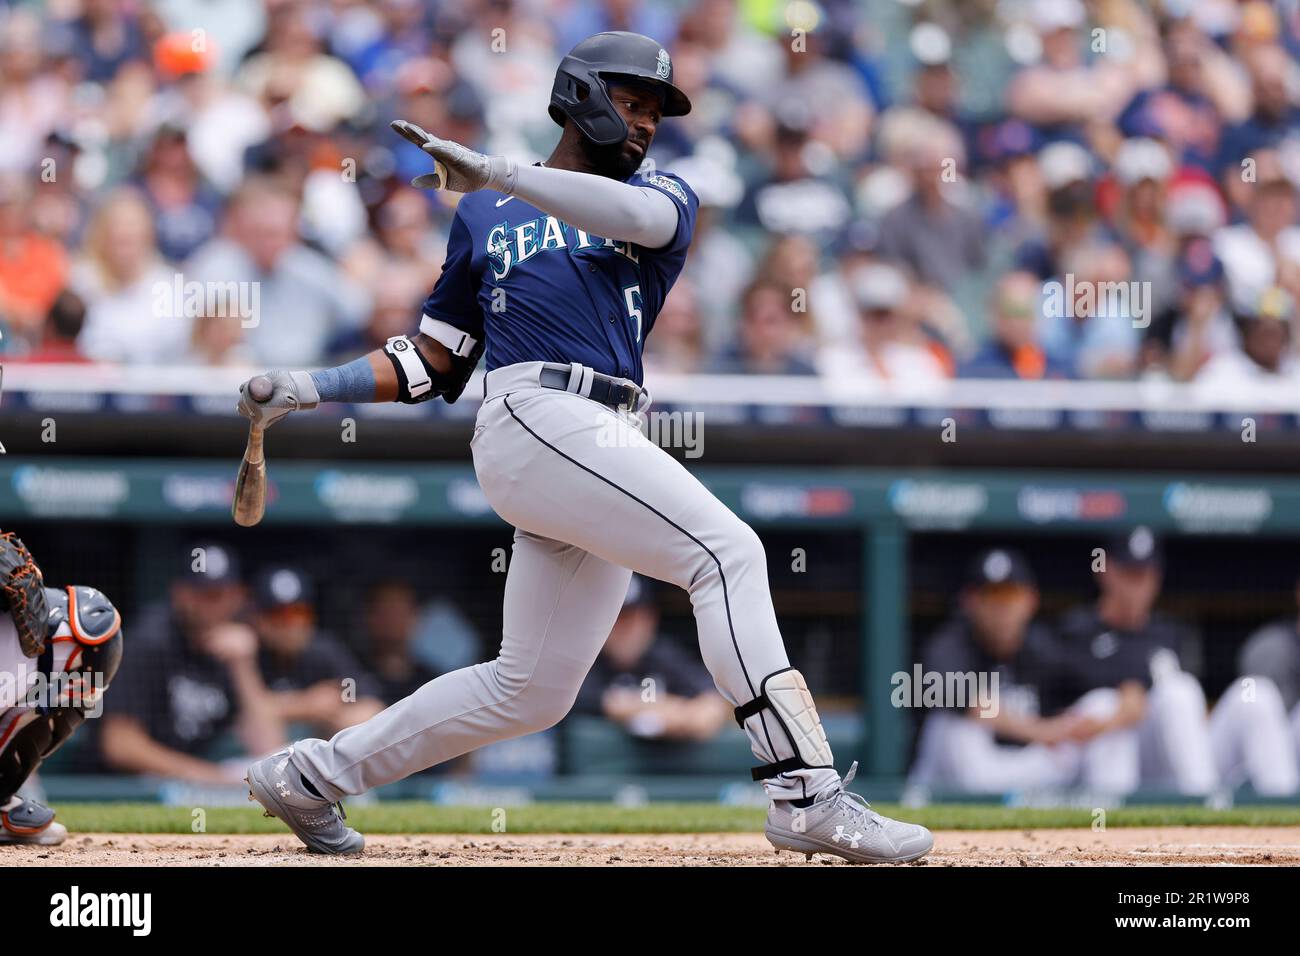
[
  {"xmin": 253, "ymin": 566, "xmax": 316, "ymax": 611},
  {"xmin": 1165, "ymin": 178, "xmax": 1227, "ymax": 236},
  {"xmin": 837, "ymin": 219, "xmax": 881, "ymax": 257},
  {"xmin": 1031, "ymin": 0, "xmax": 1086, "ymax": 32},
  {"xmin": 445, "ymin": 80, "xmax": 486, "ymax": 125},
  {"xmin": 181, "ymin": 543, "xmax": 241, "ymax": 587},
  {"xmin": 979, "ymin": 119, "xmax": 1039, "ymax": 166},
  {"xmin": 965, "ymin": 548, "xmax": 1037, "ymax": 590},
  {"xmin": 1038, "ymin": 141, "xmax": 1092, "ymax": 191},
  {"xmin": 774, "ymin": 100, "xmax": 814, "ymax": 143},
  {"xmin": 1114, "ymin": 138, "xmax": 1173, "ymax": 186},
  {"xmin": 1177, "ymin": 237, "xmax": 1224, "ymax": 288},
  {"xmin": 1107, "ymin": 526, "xmax": 1164, "ymax": 569},
  {"xmin": 910, "ymin": 22, "xmax": 952, "ymax": 66},
  {"xmin": 1251, "ymin": 286, "xmax": 1296, "ymax": 323},
  {"xmin": 1238, "ymin": 1, "xmax": 1281, "ymax": 43},
  {"xmin": 622, "ymin": 574, "xmax": 656, "ymax": 609},
  {"xmin": 154, "ymin": 32, "xmax": 216, "ymax": 78},
  {"xmin": 851, "ymin": 264, "xmax": 908, "ymax": 312}
]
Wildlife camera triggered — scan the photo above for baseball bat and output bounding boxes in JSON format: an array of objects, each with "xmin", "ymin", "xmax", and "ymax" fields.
[{"xmin": 231, "ymin": 376, "xmax": 274, "ymax": 527}]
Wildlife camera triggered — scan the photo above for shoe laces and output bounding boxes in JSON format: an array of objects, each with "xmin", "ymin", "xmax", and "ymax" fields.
[{"xmin": 817, "ymin": 761, "xmax": 886, "ymax": 829}]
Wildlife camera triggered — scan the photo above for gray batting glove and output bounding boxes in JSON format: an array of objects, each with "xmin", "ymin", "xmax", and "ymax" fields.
[
  {"xmin": 391, "ymin": 119, "xmax": 514, "ymax": 193},
  {"xmin": 237, "ymin": 370, "xmax": 320, "ymax": 429}
]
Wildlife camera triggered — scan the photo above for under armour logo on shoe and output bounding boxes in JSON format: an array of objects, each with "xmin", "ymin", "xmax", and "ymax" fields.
[
  {"xmin": 276, "ymin": 778, "xmax": 291, "ymax": 799},
  {"xmin": 832, "ymin": 825, "xmax": 863, "ymax": 848}
]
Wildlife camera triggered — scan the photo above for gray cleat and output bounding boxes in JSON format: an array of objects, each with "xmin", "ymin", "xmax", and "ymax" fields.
[
  {"xmin": 0, "ymin": 795, "xmax": 67, "ymax": 846},
  {"xmin": 246, "ymin": 747, "xmax": 364, "ymax": 855},
  {"xmin": 766, "ymin": 762, "xmax": 933, "ymax": 864}
]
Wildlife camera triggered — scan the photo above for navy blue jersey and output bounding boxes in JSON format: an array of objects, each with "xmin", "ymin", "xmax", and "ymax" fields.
[{"xmin": 420, "ymin": 169, "xmax": 698, "ymax": 385}]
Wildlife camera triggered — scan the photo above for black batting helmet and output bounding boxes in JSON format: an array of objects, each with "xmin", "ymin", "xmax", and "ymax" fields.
[{"xmin": 548, "ymin": 32, "xmax": 691, "ymax": 147}]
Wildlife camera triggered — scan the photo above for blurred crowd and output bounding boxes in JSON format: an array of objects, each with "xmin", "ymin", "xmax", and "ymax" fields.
[
  {"xmin": 1, "ymin": 0, "xmax": 1299, "ymax": 397},
  {"xmin": 909, "ymin": 528, "xmax": 1300, "ymax": 797}
]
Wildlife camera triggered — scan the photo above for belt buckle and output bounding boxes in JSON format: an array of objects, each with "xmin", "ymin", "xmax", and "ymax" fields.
[{"xmin": 615, "ymin": 381, "xmax": 639, "ymax": 413}]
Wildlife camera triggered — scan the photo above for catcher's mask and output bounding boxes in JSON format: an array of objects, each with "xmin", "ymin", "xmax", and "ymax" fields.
[{"xmin": 548, "ymin": 31, "xmax": 691, "ymax": 147}]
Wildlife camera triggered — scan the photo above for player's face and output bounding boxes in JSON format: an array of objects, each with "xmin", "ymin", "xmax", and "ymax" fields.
[
  {"xmin": 587, "ymin": 83, "xmax": 663, "ymax": 179},
  {"xmin": 604, "ymin": 604, "xmax": 658, "ymax": 667},
  {"xmin": 1099, "ymin": 563, "xmax": 1161, "ymax": 617},
  {"xmin": 964, "ymin": 584, "xmax": 1037, "ymax": 658},
  {"xmin": 366, "ymin": 585, "xmax": 418, "ymax": 648},
  {"xmin": 255, "ymin": 603, "xmax": 315, "ymax": 654},
  {"xmin": 172, "ymin": 582, "xmax": 246, "ymax": 633}
]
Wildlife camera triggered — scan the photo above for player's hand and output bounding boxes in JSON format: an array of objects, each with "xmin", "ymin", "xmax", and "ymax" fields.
[
  {"xmin": 391, "ymin": 120, "xmax": 508, "ymax": 193},
  {"xmin": 300, "ymin": 681, "xmax": 346, "ymax": 720},
  {"xmin": 237, "ymin": 370, "xmax": 320, "ymax": 428},
  {"xmin": 201, "ymin": 622, "xmax": 259, "ymax": 665},
  {"xmin": 1029, "ymin": 715, "xmax": 1076, "ymax": 746},
  {"xmin": 601, "ymin": 686, "xmax": 644, "ymax": 722},
  {"xmin": 1059, "ymin": 713, "xmax": 1112, "ymax": 743}
]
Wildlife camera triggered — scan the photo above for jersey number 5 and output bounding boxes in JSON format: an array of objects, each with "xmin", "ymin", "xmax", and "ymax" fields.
[{"xmin": 622, "ymin": 284, "xmax": 643, "ymax": 344}]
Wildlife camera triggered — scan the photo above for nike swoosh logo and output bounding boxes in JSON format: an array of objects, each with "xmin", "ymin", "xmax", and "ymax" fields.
[{"xmin": 495, "ymin": 196, "xmax": 512, "ymax": 207}]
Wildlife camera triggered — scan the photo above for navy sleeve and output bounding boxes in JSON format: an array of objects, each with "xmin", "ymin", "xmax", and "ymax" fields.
[
  {"xmin": 640, "ymin": 172, "xmax": 699, "ymax": 258},
  {"xmin": 633, "ymin": 172, "xmax": 698, "ymax": 342},
  {"xmin": 421, "ymin": 209, "xmax": 484, "ymax": 338}
]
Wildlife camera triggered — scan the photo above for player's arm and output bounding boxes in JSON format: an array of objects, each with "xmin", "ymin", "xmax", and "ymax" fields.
[
  {"xmin": 970, "ymin": 707, "xmax": 1067, "ymax": 745},
  {"xmin": 236, "ymin": 332, "xmax": 465, "ymax": 428},
  {"xmin": 237, "ymin": 199, "xmax": 485, "ymax": 425},
  {"xmin": 202, "ymin": 622, "xmax": 288, "ymax": 756},
  {"xmin": 100, "ymin": 715, "xmax": 241, "ymax": 784},
  {"xmin": 1069, "ymin": 679, "xmax": 1147, "ymax": 737},
  {"xmin": 507, "ymin": 164, "xmax": 680, "ymax": 248},
  {"xmin": 392, "ymin": 120, "xmax": 682, "ymax": 248}
]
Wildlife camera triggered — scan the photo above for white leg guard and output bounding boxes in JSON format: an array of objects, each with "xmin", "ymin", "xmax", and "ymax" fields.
[{"xmin": 733, "ymin": 668, "xmax": 835, "ymax": 783}]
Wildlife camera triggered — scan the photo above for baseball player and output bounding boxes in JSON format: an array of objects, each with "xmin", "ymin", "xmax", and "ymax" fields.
[
  {"xmin": 239, "ymin": 32, "xmax": 933, "ymax": 863},
  {"xmin": 0, "ymin": 532, "xmax": 124, "ymax": 845},
  {"xmin": 1051, "ymin": 527, "xmax": 1298, "ymax": 796},
  {"xmin": 907, "ymin": 548, "xmax": 1140, "ymax": 795}
]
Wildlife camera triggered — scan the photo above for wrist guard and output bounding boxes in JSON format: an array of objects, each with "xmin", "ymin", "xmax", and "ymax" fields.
[{"xmin": 380, "ymin": 318, "xmax": 485, "ymax": 405}]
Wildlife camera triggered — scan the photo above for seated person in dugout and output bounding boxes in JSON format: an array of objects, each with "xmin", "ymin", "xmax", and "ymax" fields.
[
  {"xmin": 250, "ymin": 566, "xmax": 385, "ymax": 737},
  {"xmin": 99, "ymin": 543, "xmax": 283, "ymax": 784},
  {"xmin": 573, "ymin": 575, "xmax": 731, "ymax": 741},
  {"xmin": 1238, "ymin": 567, "xmax": 1300, "ymax": 769},
  {"xmin": 908, "ymin": 547, "xmax": 1139, "ymax": 795},
  {"xmin": 1053, "ymin": 528, "xmax": 1297, "ymax": 797}
]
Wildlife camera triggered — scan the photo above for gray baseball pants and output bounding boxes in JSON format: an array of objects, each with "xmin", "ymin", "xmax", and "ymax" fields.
[{"xmin": 293, "ymin": 362, "xmax": 840, "ymax": 801}]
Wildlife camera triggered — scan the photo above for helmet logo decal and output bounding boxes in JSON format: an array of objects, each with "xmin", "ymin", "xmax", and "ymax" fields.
[{"xmin": 655, "ymin": 48, "xmax": 671, "ymax": 79}]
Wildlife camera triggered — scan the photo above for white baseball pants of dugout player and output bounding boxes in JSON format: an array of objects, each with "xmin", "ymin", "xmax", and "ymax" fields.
[{"xmin": 909, "ymin": 669, "xmax": 1299, "ymax": 797}]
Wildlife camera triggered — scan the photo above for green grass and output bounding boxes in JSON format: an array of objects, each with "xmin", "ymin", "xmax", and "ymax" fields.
[{"xmin": 52, "ymin": 802, "xmax": 1300, "ymax": 835}]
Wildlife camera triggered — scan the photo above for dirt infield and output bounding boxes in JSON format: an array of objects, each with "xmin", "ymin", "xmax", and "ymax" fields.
[{"xmin": 5, "ymin": 826, "xmax": 1300, "ymax": 866}]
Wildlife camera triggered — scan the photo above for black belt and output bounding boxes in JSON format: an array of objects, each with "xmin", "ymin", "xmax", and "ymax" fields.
[{"xmin": 537, "ymin": 363, "xmax": 643, "ymax": 411}]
